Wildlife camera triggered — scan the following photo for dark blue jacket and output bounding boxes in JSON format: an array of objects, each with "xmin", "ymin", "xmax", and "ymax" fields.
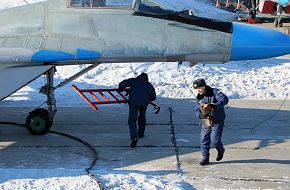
[
  {"xmin": 194, "ymin": 86, "xmax": 229, "ymax": 124},
  {"xmin": 119, "ymin": 76, "xmax": 156, "ymax": 106}
]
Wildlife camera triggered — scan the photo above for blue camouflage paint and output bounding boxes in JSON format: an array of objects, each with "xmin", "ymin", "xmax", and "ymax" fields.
[
  {"xmin": 75, "ymin": 49, "xmax": 101, "ymax": 60},
  {"xmin": 32, "ymin": 49, "xmax": 102, "ymax": 62},
  {"xmin": 32, "ymin": 50, "xmax": 74, "ymax": 62},
  {"xmin": 230, "ymin": 22, "xmax": 290, "ymax": 61}
]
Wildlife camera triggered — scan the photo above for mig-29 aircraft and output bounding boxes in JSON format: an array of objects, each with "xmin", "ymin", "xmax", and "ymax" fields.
[{"xmin": 1, "ymin": 0, "xmax": 290, "ymax": 135}]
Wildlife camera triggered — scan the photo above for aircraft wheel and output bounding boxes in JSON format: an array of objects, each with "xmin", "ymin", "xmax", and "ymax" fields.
[
  {"xmin": 26, "ymin": 108, "xmax": 51, "ymax": 135},
  {"xmin": 33, "ymin": 108, "xmax": 54, "ymax": 127},
  {"xmin": 274, "ymin": 18, "xmax": 278, "ymax": 27}
]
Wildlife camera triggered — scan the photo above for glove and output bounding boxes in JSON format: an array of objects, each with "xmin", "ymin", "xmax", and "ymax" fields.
[
  {"xmin": 118, "ymin": 88, "xmax": 129, "ymax": 96},
  {"xmin": 206, "ymin": 104, "xmax": 217, "ymax": 111}
]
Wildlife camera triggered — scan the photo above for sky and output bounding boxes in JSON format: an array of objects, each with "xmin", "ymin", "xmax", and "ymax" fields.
[{"xmin": 0, "ymin": 0, "xmax": 289, "ymax": 190}]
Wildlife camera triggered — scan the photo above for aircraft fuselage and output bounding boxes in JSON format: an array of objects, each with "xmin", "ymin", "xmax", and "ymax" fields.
[{"xmin": 0, "ymin": 0, "xmax": 232, "ymax": 64}]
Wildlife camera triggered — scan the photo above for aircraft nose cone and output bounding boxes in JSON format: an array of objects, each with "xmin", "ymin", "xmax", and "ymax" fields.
[{"xmin": 230, "ymin": 22, "xmax": 290, "ymax": 61}]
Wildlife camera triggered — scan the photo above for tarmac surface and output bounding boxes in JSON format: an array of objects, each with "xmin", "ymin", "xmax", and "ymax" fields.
[
  {"xmin": 0, "ymin": 99, "xmax": 290, "ymax": 189},
  {"xmin": 259, "ymin": 22, "xmax": 290, "ymax": 35}
]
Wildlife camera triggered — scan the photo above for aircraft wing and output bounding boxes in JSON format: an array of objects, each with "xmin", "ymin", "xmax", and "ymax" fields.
[
  {"xmin": 0, "ymin": 64, "xmax": 52, "ymax": 101},
  {"xmin": 0, "ymin": 46, "xmax": 105, "ymax": 101}
]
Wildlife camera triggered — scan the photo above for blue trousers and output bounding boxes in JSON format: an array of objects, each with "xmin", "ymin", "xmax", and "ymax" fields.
[
  {"xmin": 128, "ymin": 105, "xmax": 147, "ymax": 140},
  {"xmin": 200, "ymin": 122, "xmax": 225, "ymax": 161}
]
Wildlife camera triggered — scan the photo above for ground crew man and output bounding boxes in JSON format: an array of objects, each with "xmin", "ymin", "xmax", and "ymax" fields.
[
  {"xmin": 193, "ymin": 78, "xmax": 229, "ymax": 165},
  {"xmin": 119, "ymin": 73, "xmax": 157, "ymax": 148}
]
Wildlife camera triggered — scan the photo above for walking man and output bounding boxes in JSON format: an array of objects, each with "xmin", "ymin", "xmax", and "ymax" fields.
[{"xmin": 193, "ymin": 78, "xmax": 229, "ymax": 165}]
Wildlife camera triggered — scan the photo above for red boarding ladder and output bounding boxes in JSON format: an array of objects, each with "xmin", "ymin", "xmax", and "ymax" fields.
[
  {"xmin": 72, "ymin": 85, "xmax": 160, "ymax": 113},
  {"xmin": 72, "ymin": 85, "xmax": 129, "ymax": 110}
]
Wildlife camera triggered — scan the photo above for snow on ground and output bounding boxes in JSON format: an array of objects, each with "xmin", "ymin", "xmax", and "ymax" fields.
[
  {"xmin": 0, "ymin": 169, "xmax": 193, "ymax": 190},
  {"xmin": 0, "ymin": 1, "xmax": 290, "ymax": 190},
  {"xmin": 2, "ymin": 58, "xmax": 290, "ymax": 107},
  {"xmin": 0, "ymin": 169, "xmax": 98, "ymax": 190},
  {"xmin": 162, "ymin": 0, "xmax": 237, "ymax": 21},
  {"xmin": 0, "ymin": 0, "xmax": 45, "ymax": 9}
]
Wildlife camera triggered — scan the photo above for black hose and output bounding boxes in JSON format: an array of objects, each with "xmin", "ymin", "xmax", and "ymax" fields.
[
  {"xmin": 0, "ymin": 121, "xmax": 104, "ymax": 190},
  {"xmin": 0, "ymin": 121, "xmax": 26, "ymax": 127},
  {"xmin": 49, "ymin": 130, "xmax": 103, "ymax": 189},
  {"xmin": 225, "ymin": 95, "xmax": 288, "ymax": 134}
]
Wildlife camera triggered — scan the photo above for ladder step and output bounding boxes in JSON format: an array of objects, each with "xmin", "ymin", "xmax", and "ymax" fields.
[
  {"xmin": 72, "ymin": 85, "xmax": 160, "ymax": 114},
  {"xmin": 72, "ymin": 85, "xmax": 128, "ymax": 110}
]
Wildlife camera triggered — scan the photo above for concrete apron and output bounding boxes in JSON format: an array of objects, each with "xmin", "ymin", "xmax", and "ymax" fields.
[{"xmin": 0, "ymin": 99, "xmax": 289, "ymax": 189}]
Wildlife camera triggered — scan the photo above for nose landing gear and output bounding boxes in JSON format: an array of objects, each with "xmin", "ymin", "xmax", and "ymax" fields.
[
  {"xmin": 24, "ymin": 63, "xmax": 101, "ymax": 135},
  {"xmin": 25, "ymin": 67, "xmax": 56, "ymax": 135}
]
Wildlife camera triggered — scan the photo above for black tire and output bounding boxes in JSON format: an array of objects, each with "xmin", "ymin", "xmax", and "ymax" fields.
[{"xmin": 26, "ymin": 109, "xmax": 51, "ymax": 135}]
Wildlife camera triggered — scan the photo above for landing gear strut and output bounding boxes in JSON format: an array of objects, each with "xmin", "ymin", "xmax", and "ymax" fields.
[
  {"xmin": 274, "ymin": 4, "xmax": 283, "ymax": 27},
  {"xmin": 26, "ymin": 67, "xmax": 56, "ymax": 135},
  {"xmin": 25, "ymin": 63, "xmax": 100, "ymax": 135}
]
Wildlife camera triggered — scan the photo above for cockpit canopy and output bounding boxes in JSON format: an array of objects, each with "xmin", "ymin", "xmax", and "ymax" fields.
[
  {"xmin": 69, "ymin": 0, "xmax": 189, "ymax": 15},
  {"xmin": 68, "ymin": 0, "xmax": 199, "ymax": 17},
  {"xmin": 133, "ymin": 0, "xmax": 175, "ymax": 15},
  {"xmin": 69, "ymin": 0, "xmax": 134, "ymax": 8}
]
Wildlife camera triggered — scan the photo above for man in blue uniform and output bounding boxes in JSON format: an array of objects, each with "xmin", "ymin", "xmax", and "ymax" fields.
[
  {"xmin": 193, "ymin": 78, "xmax": 229, "ymax": 165},
  {"xmin": 119, "ymin": 73, "xmax": 157, "ymax": 148}
]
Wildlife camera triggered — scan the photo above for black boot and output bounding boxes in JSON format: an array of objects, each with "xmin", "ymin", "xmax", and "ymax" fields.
[
  {"xmin": 130, "ymin": 138, "xmax": 138, "ymax": 148},
  {"xmin": 199, "ymin": 159, "xmax": 209, "ymax": 166},
  {"xmin": 216, "ymin": 149, "xmax": 225, "ymax": 161}
]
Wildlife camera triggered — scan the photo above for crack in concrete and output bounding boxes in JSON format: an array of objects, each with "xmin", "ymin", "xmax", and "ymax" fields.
[{"xmin": 189, "ymin": 176, "xmax": 289, "ymax": 184}]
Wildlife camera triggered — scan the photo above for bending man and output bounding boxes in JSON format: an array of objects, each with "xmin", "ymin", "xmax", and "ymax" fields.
[{"xmin": 119, "ymin": 73, "xmax": 157, "ymax": 148}]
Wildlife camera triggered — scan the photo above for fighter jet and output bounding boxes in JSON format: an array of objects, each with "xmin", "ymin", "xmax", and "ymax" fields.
[{"xmin": 1, "ymin": 0, "xmax": 290, "ymax": 135}]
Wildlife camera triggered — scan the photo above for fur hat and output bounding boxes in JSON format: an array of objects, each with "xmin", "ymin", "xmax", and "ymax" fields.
[{"xmin": 193, "ymin": 78, "xmax": 206, "ymax": 89}]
